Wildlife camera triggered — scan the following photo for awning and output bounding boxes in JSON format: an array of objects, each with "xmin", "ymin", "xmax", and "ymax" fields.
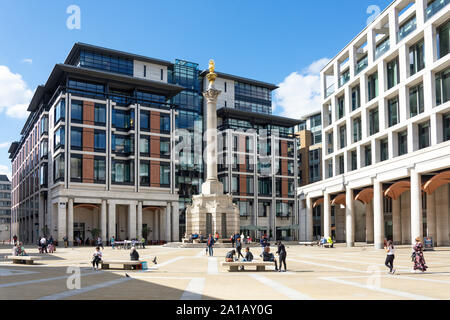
[
  {"xmin": 240, "ymin": 226, "xmax": 269, "ymax": 231},
  {"xmin": 331, "ymin": 194, "xmax": 346, "ymax": 206},
  {"xmin": 277, "ymin": 225, "xmax": 299, "ymax": 231},
  {"xmin": 313, "ymin": 198, "xmax": 324, "ymax": 208},
  {"xmin": 355, "ymin": 188, "xmax": 374, "ymax": 204},
  {"xmin": 423, "ymin": 170, "xmax": 450, "ymax": 194}
]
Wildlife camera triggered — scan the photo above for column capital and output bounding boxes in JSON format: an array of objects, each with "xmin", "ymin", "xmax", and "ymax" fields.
[{"xmin": 202, "ymin": 89, "xmax": 221, "ymax": 104}]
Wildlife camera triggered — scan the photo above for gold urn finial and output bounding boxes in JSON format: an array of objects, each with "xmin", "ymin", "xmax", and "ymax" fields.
[{"xmin": 207, "ymin": 59, "xmax": 217, "ymax": 88}]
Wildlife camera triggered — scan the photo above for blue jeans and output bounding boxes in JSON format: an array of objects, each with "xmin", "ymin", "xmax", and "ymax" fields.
[{"xmin": 208, "ymin": 246, "xmax": 213, "ymax": 256}]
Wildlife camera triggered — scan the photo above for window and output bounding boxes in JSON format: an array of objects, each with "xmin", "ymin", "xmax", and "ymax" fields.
[
  {"xmin": 380, "ymin": 138, "xmax": 388, "ymax": 162},
  {"xmin": 418, "ymin": 121, "xmax": 430, "ymax": 150},
  {"xmin": 231, "ymin": 176, "xmax": 239, "ymax": 193},
  {"xmin": 160, "ymin": 138, "xmax": 170, "ymax": 158},
  {"xmin": 258, "ymin": 178, "xmax": 272, "ymax": 196},
  {"xmin": 70, "ymin": 155, "xmax": 82, "ymax": 182},
  {"xmin": 54, "ymin": 127, "xmax": 65, "ymax": 150},
  {"xmin": 160, "ymin": 163, "xmax": 170, "ymax": 186},
  {"xmin": 436, "ymin": 67, "xmax": 450, "ymax": 106},
  {"xmin": 444, "ymin": 113, "xmax": 450, "ymax": 142},
  {"xmin": 160, "ymin": 69, "xmax": 164, "ymax": 81},
  {"xmin": 140, "ymin": 161, "xmax": 150, "ymax": 186},
  {"xmin": 339, "ymin": 69, "xmax": 350, "ymax": 87},
  {"xmin": 78, "ymin": 49, "xmax": 133, "ymax": 76},
  {"xmin": 94, "ymin": 103, "xmax": 106, "ymax": 125},
  {"xmin": 288, "ymin": 161, "xmax": 294, "ymax": 176},
  {"xmin": 355, "ymin": 55, "xmax": 368, "ymax": 75},
  {"xmin": 54, "ymin": 154, "xmax": 65, "ymax": 182},
  {"xmin": 337, "ymin": 96, "xmax": 345, "ymax": 120},
  {"xmin": 409, "ymin": 40, "xmax": 425, "ymax": 76},
  {"xmin": 71, "ymin": 127, "xmax": 83, "ymax": 150},
  {"xmin": 94, "ymin": 130, "xmax": 106, "ymax": 152},
  {"xmin": 353, "ymin": 117, "xmax": 362, "ymax": 143},
  {"xmin": 339, "ymin": 125, "xmax": 346, "ymax": 149},
  {"xmin": 160, "ymin": 114, "xmax": 171, "ymax": 134},
  {"xmin": 351, "ymin": 150, "xmax": 357, "ymax": 171},
  {"xmin": 409, "ymin": 83, "xmax": 424, "ymax": 117},
  {"xmin": 40, "ymin": 140, "xmax": 48, "ymax": 159},
  {"xmin": 387, "ymin": 58, "xmax": 399, "ymax": 89},
  {"xmin": 338, "ymin": 155, "xmax": 344, "ymax": 175},
  {"xmin": 398, "ymin": 131, "xmax": 408, "ymax": 156},
  {"xmin": 368, "ymin": 73, "xmax": 378, "ymax": 101},
  {"xmin": 245, "ymin": 136, "xmax": 254, "ymax": 153},
  {"xmin": 144, "ymin": 65, "xmax": 147, "ymax": 78},
  {"xmin": 365, "ymin": 145, "xmax": 372, "ymax": 167},
  {"xmin": 351, "ymin": 85, "xmax": 361, "ymax": 111},
  {"xmin": 388, "ymin": 97, "xmax": 399, "ymax": 127},
  {"xmin": 94, "ymin": 157, "xmax": 106, "ymax": 183},
  {"xmin": 246, "ymin": 176, "xmax": 254, "ymax": 195},
  {"xmin": 111, "ymin": 160, "xmax": 134, "ymax": 184},
  {"xmin": 40, "ymin": 116, "xmax": 48, "ymax": 135},
  {"xmin": 112, "ymin": 134, "xmax": 134, "ymax": 155},
  {"xmin": 399, "ymin": 16, "xmax": 417, "ymax": 41},
  {"xmin": 438, "ymin": 20, "xmax": 450, "ymax": 59},
  {"xmin": 71, "ymin": 100, "xmax": 83, "ymax": 123},
  {"xmin": 140, "ymin": 111, "xmax": 150, "ymax": 131},
  {"xmin": 54, "ymin": 99, "xmax": 65, "ymax": 125},
  {"xmin": 39, "ymin": 164, "xmax": 48, "ymax": 186},
  {"xmin": 140, "ymin": 136, "xmax": 150, "ymax": 156},
  {"xmin": 112, "ymin": 108, "xmax": 134, "ymax": 130},
  {"xmin": 224, "ymin": 82, "xmax": 227, "ymax": 92},
  {"xmin": 258, "ymin": 201, "xmax": 270, "ymax": 217},
  {"xmin": 369, "ymin": 107, "xmax": 379, "ymax": 135}
]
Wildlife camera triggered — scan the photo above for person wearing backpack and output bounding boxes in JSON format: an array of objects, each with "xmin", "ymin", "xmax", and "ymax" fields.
[{"xmin": 207, "ymin": 234, "xmax": 215, "ymax": 257}]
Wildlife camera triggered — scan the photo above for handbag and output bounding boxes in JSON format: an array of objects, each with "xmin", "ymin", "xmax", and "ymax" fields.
[{"xmin": 411, "ymin": 252, "xmax": 416, "ymax": 262}]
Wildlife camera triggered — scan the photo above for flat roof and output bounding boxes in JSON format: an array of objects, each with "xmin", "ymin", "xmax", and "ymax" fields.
[
  {"xmin": 65, "ymin": 42, "xmax": 174, "ymax": 67},
  {"xmin": 217, "ymin": 107, "xmax": 302, "ymax": 127},
  {"xmin": 200, "ymin": 71, "xmax": 278, "ymax": 91}
]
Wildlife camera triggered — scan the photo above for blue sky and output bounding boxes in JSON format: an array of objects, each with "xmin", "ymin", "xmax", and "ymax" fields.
[{"xmin": 0, "ymin": 0, "xmax": 392, "ymax": 177}]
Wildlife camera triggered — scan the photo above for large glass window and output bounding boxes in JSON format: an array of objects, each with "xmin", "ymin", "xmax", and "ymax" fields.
[
  {"xmin": 410, "ymin": 40, "xmax": 425, "ymax": 76},
  {"xmin": 160, "ymin": 163, "xmax": 170, "ymax": 186},
  {"xmin": 94, "ymin": 157, "xmax": 106, "ymax": 183},
  {"xmin": 365, "ymin": 145, "xmax": 372, "ymax": 167},
  {"xmin": 351, "ymin": 85, "xmax": 361, "ymax": 111},
  {"xmin": 339, "ymin": 125, "xmax": 346, "ymax": 149},
  {"xmin": 140, "ymin": 136, "xmax": 150, "ymax": 156},
  {"xmin": 444, "ymin": 113, "xmax": 450, "ymax": 142},
  {"xmin": 40, "ymin": 116, "xmax": 48, "ymax": 135},
  {"xmin": 112, "ymin": 134, "xmax": 134, "ymax": 155},
  {"xmin": 70, "ymin": 155, "xmax": 82, "ymax": 182},
  {"xmin": 40, "ymin": 140, "xmax": 48, "ymax": 159},
  {"xmin": 94, "ymin": 103, "xmax": 106, "ymax": 125},
  {"xmin": 398, "ymin": 131, "xmax": 408, "ymax": 156},
  {"xmin": 71, "ymin": 100, "xmax": 83, "ymax": 123},
  {"xmin": 436, "ymin": 67, "xmax": 450, "ymax": 106},
  {"xmin": 94, "ymin": 130, "xmax": 106, "ymax": 152},
  {"xmin": 388, "ymin": 97, "xmax": 399, "ymax": 127},
  {"xmin": 337, "ymin": 96, "xmax": 345, "ymax": 120},
  {"xmin": 160, "ymin": 114, "xmax": 171, "ymax": 134},
  {"xmin": 71, "ymin": 127, "xmax": 83, "ymax": 150},
  {"xmin": 112, "ymin": 108, "xmax": 134, "ymax": 130},
  {"xmin": 380, "ymin": 138, "xmax": 388, "ymax": 162},
  {"xmin": 351, "ymin": 150, "xmax": 357, "ymax": 171},
  {"xmin": 111, "ymin": 160, "xmax": 134, "ymax": 184},
  {"xmin": 409, "ymin": 83, "xmax": 424, "ymax": 117},
  {"xmin": 68, "ymin": 79, "xmax": 106, "ymax": 99},
  {"xmin": 418, "ymin": 121, "xmax": 430, "ymax": 150},
  {"xmin": 54, "ymin": 154, "xmax": 65, "ymax": 182},
  {"xmin": 77, "ymin": 49, "xmax": 134, "ymax": 76},
  {"xmin": 140, "ymin": 111, "xmax": 150, "ymax": 131},
  {"xmin": 54, "ymin": 99, "xmax": 65, "ymax": 125},
  {"xmin": 353, "ymin": 117, "xmax": 362, "ymax": 143},
  {"xmin": 369, "ymin": 107, "xmax": 379, "ymax": 136},
  {"xmin": 140, "ymin": 161, "xmax": 150, "ymax": 186},
  {"xmin": 338, "ymin": 155, "xmax": 344, "ymax": 175},
  {"xmin": 387, "ymin": 58, "xmax": 399, "ymax": 89},
  {"xmin": 54, "ymin": 127, "xmax": 65, "ymax": 150},
  {"xmin": 398, "ymin": 15, "xmax": 417, "ymax": 41},
  {"xmin": 160, "ymin": 138, "xmax": 170, "ymax": 158},
  {"xmin": 438, "ymin": 20, "xmax": 450, "ymax": 59},
  {"xmin": 368, "ymin": 73, "xmax": 378, "ymax": 101},
  {"xmin": 258, "ymin": 178, "xmax": 272, "ymax": 196}
]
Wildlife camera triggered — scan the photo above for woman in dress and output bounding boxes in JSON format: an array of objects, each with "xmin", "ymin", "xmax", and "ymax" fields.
[{"xmin": 413, "ymin": 237, "xmax": 428, "ymax": 272}]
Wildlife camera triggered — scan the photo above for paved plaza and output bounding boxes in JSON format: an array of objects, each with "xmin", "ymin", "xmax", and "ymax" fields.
[{"xmin": 1, "ymin": 244, "xmax": 450, "ymax": 300}]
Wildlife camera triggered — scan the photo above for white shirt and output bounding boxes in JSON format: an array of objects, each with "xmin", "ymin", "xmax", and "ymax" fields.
[
  {"xmin": 387, "ymin": 246, "xmax": 395, "ymax": 255},
  {"xmin": 93, "ymin": 251, "xmax": 102, "ymax": 258},
  {"xmin": 40, "ymin": 238, "xmax": 46, "ymax": 244}
]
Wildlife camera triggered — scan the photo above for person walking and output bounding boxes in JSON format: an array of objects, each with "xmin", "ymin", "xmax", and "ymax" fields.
[
  {"xmin": 92, "ymin": 247, "xmax": 102, "ymax": 271},
  {"xmin": 207, "ymin": 234, "xmax": 215, "ymax": 257},
  {"xmin": 110, "ymin": 236, "xmax": 115, "ymax": 249},
  {"xmin": 260, "ymin": 234, "xmax": 267, "ymax": 256},
  {"xmin": 276, "ymin": 241, "xmax": 287, "ymax": 272},
  {"xmin": 97, "ymin": 236, "xmax": 104, "ymax": 250},
  {"xmin": 412, "ymin": 237, "xmax": 428, "ymax": 273},
  {"xmin": 231, "ymin": 234, "xmax": 235, "ymax": 248},
  {"xmin": 63, "ymin": 235, "xmax": 68, "ymax": 248},
  {"xmin": 40, "ymin": 236, "xmax": 47, "ymax": 253},
  {"xmin": 12, "ymin": 235, "xmax": 17, "ymax": 245},
  {"xmin": 235, "ymin": 237, "xmax": 244, "ymax": 260},
  {"xmin": 384, "ymin": 240, "xmax": 396, "ymax": 274}
]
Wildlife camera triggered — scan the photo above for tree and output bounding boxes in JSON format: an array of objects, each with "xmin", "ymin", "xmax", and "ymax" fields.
[
  {"xmin": 142, "ymin": 226, "xmax": 149, "ymax": 240},
  {"xmin": 91, "ymin": 228, "xmax": 101, "ymax": 240}
]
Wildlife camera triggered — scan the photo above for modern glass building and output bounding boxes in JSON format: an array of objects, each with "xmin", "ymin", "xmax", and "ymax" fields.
[{"xmin": 0, "ymin": 175, "xmax": 11, "ymax": 242}]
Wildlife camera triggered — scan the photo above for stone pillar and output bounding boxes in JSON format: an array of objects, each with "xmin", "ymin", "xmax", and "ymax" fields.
[
  {"xmin": 38, "ymin": 195, "xmax": 45, "ymax": 239},
  {"xmin": 365, "ymin": 200, "xmax": 374, "ymax": 243},
  {"xmin": 172, "ymin": 202, "xmax": 179, "ymax": 242},
  {"xmin": 410, "ymin": 169, "xmax": 423, "ymax": 244},
  {"xmin": 426, "ymin": 192, "xmax": 436, "ymax": 246},
  {"xmin": 108, "ymin": 202, "xmax": 116, "ymax": 241},
  {"xmin": 137, "ymin": 202, "xmax": 143, "ymax": 239},
  {"xmin": 128, "ymin": 202, "xmax": 137, "ymax": 240},
  {"xmin": 324, "ymin": 192, "xmax": 331, "ymax": 239},
  {"xmin": 345, "ymin": 187, "xmax": 355, "ymax": 247},
  {"xmin": 57, "ymin": 201, "xmax": 67, "ymax": 245},
  {"xmin": 436, "ymin": 184, "xmax": 450, "ymax": 246},
  {"xmin": 159, "ymin": 209, "xmax": 165, "ymax": 242},
  {"xmin": 373, "ymin": 179, "xmax": 384, "ymax": 249},
  {"xmin": 68, "ymin": 199, "xmax": 74, "ymax": 246},
  {"xmin": 165, "ymin": 205, "xmax": 171, "ymax": 242},
  {"xmin": 101, "ymin": 200, "xmax": 107, "ymax": 243},
  {"xmin": 392, "ymin": 199, "xmax": 401, "ymax": 245},
  {"xmin": 306, "ymin": 196, "xmax": 313, "ymax": 241}
]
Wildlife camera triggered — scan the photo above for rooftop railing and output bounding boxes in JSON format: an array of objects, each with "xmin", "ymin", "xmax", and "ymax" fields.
[
  {"xmin": 398, "ymin": 16, "xmax": 417, "ymax": 42},
  {"xmin": 426, "ymin": 0, "xmax": 449, "ymax": 20}
]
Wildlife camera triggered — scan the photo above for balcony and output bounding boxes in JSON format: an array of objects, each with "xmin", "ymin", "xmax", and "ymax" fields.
[
  {"xmin": 375, "ymin": 38, "xmax": 390, "ymax": 60},
  {"xmin": 325, "ymin": 84, "xmax": 335, "ymax": 98},
  {"xmin": 355, "ymin": 56, "xmax": 368, "ymax": 75},
  {"xmin": 398, "ymin": 16, "xmax": 417, "ymax": 42},
  {"xmin": 426, "ymin": 0, "xmax": 449, "ymax": 21},
  {"xmin": 339, "ymin": 71, "xmax": 350, "ymax": 87}
]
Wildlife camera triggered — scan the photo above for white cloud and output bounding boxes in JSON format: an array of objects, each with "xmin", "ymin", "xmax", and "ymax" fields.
[
  {"xmin": 0, "ymin": 65, "xmax": 33, "ymax": 119},
  {"xmin": 274, "ymin": 58, "xmax": 330, "ymax": 119},
  {"xmin": 0, "ymin": 165, "xmax": 11, "ymax": 181},
  {"xmin": 21, "ymin": 58, "xmax": 33, "ymax": 64},
  {"xmin": 0, "ymin": 142, "xmax": 10, "ymax": 149}
]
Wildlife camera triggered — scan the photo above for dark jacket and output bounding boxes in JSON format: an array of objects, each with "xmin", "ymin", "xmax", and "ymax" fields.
[
  {"xmin": 263, "ymin": 251, "xmax": 274, "ymax": 262},
  {"xmin": 130, "ymin": 250, "xmax": 140, "ymax": 261},
  {"xmin": 207, "ymin": 237, "xmax": 215, "ymax": 247},
  {"xmin": 277, "ymin": 244, "xmax": 287, "ymax": 256},
  {"xmin": 245, "ymin": 251, "xmax": 254, "ymax": 262},
  {"xmin": 235, "ymin": 241, "xmax": 242, "ymax": 250},
  {"xmin": 226, "ymin": 251, "xmax": 235, "ymax": 259}
]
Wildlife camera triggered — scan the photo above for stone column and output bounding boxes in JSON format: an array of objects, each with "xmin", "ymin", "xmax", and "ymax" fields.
[
  {"xmin": 137, "ymin": 202, "xmax": 143, "ymax": 239},
  {"xmin": 165, "ymin": 204, "xmax": 171, "ymax": 242},
  {"xmin": 436, "ymin": 184, "xmax": 449, "ymax": 246},
  {"xmin": 57, "ymin": 201, "xmax": 67, "ymax": 245},
  {"xmin": 128, "ymin": 202, "xmax": 137, "ymax": 240},
  {"xmin": 159, "ymin": 209, "xmax": 165, "ymax": 242},
  {"xmin": 68, "ymin": 199, "xmax": 74, "ymax": 246},
  {"xmin": 324, "ymin": 192, "xmax": 331, "ymax": 239},
  {"xmin": 373, "ymin": 179, "xmax": 385, "ymax": 249},
  {"xmin": 306, "ymin": 196, "xmax": 313, "ymax": 241},
  {"xmin": 171, "ymin": 202, "xmax": 179, "ymax": 242},
  {"xmin": 410, "ymin": 169, "xmax": 423, "ymax": 244},
  {"xmin": 365, "ymin": 200, "xmax": 374, "ymax": 243},
  {"xmin": 108, "ymin": 202, "xmax": 116, "ymax": 241},
  {"xmin": 401, "ymin": 193, "xmax": 411, "ymax": 244},
  {"xmin": 101, "ymin": 200, "xmax": 107, "ymax": 243},
  {"xmin": 38, "ymin": 195, "xmax": 45, "ymax": 239},
  {"xmin": 392, "ymin": 198, "xmax": 401, "ymax": 245},
  {"xmin": 345, "ymin": 187, "xmax": 355, "ymax": 247},
  {"xmin": 426, "ymin": 192, "xmax": 436, "ymax": 246}
]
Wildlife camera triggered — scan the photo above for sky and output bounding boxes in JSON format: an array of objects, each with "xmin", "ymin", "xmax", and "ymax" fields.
[{"xmin": 0, "ymin": 0, "xmax": 393, "ymax": 178}]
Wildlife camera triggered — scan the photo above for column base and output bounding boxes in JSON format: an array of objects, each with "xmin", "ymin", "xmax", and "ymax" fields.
[
  {"xmin": 346, "ymin": 242, "xmax": 355, "ymax": 248},
  {"xmin": 201, "ymin": 179, "xmax": 224, "ymax": 195}
]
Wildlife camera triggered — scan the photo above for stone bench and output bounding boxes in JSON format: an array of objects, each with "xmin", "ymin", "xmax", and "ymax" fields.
[
  {"xmin": 100, "ymin": 260, "xmax": 143, "ymax": 270},
  {"xmin": 299, "ymin": 241, "xmax": 319, "ymax": 246},
  {"xmin": 7, "ymin": 256, "xmax": 41, "ymax": 265},
  {"xmin": 221, "ymin": 261, "xmax": 274, "ymax": 272},
  {"xmin": 320, "ymin": 243, "xmax": 333, "ymax": 248}
]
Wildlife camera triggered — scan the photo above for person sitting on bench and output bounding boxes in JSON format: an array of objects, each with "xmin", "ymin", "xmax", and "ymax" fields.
[
  {"xmin": 240, "ymin": 247, "xmax": 254, "ymax": 270},
  {"xmin": 225, "ymin": 249, "xmax": 236, "ymax": 262},
  {"xmin": 327, "ymin": 237, "xmax": 334, "ymax": 248},
  {"xmin": 262, "ymin": 246, "xmax": 278, "ymax": 271},
  {"xmin": 319, "ymin": 236, "xmax": 327, "ymax": 247},
  {"xmin": 130, "ymin": 246, "xmax": 140, "ymax": 270}
]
